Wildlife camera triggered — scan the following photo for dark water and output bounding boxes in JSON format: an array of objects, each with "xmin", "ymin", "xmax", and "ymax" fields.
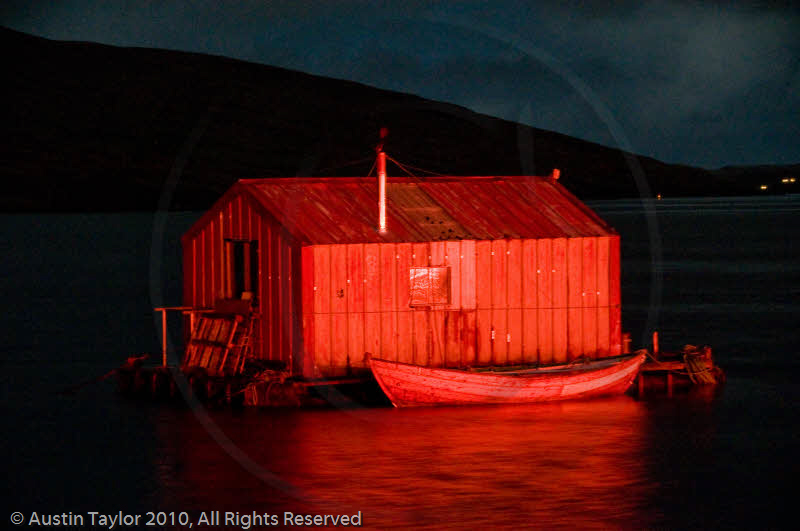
[{"xmin": 2, "ymin": 197, "xmax": 798, "ymax": 529}]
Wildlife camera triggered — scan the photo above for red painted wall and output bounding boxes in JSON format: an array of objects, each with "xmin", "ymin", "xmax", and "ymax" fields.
[
  {"xmin": 182, "ymin": 191, "xmax": 301, "ymax": 372},
  {"xmin": 301, "ymin": 236, "xmax": 621, "ymax": 378}
]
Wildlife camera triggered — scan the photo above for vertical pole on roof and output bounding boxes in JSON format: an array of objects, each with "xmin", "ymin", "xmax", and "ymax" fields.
[
  {"xmin": 377, "ymin": 127, "xmax": 389, "ymax": 234},
  {"xmin": 378, "ymin": 151, "xmax": 387, "ymax": 233}
]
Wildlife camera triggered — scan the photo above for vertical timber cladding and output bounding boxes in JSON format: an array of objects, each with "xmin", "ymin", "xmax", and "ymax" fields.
[
  {"xmin": 183, "ymin": 191, "xmax": 298, "ymax": 371},
  {"xmin": 303, "ymin": 240, "xmax": 481, "ymax": 376},
  {"xmin": 471, "ymin": 236, "xmax": 617, "ymax": 366},
  {"xmin": 565, "ymin": 235, "xmax": 617, "ymax": 360}
]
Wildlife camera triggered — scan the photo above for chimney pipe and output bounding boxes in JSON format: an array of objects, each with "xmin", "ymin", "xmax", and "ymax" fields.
[{"xmin": 377, "ymin": 150, "xmax": 387, "ymax": 233}]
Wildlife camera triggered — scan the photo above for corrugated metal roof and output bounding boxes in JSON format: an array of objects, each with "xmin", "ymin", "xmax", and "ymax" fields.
[{"xmin": 234, "ymin": 176, "xmax": 617, "ymax": 244}]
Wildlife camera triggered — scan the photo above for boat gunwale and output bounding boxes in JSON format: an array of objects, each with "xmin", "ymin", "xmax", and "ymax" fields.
[{"xmin": 368, "ymin": 352, "xmax": 644, "ymax": 377}]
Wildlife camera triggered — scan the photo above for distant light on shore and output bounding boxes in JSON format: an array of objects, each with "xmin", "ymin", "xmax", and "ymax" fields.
[{"xmin": 760, "ymin": 185, "xmax": 768, "ymax": 190}]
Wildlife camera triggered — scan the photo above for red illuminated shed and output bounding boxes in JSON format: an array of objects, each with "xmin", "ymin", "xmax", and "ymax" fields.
[{"xmin": 181, "ymin": 174, "xmax": 622, "ymax": 379}]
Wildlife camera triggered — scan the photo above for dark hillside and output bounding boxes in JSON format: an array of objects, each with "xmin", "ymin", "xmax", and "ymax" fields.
[{"xmin": 2, "ymin": 28, "xmax": 794, "ymax": 211}]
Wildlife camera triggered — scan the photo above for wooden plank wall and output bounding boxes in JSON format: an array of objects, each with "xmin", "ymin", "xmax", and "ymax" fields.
[
  {"xmin": 183, "ymin": 194, "xmax": 299, "ymax": 370},
  {"xmin": 301, "ymin": 235, "xmax": 621, "ymax": 377}
]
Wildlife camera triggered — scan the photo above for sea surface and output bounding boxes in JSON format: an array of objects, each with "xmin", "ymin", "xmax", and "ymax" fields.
[{"xmin": 1, "ymin": 196, "xmax": 798, "ymax": 529}]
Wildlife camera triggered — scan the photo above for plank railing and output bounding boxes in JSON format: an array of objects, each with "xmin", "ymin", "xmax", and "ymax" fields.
[{"xmin": 153, "ymin": 306, "xmax": 214, "ymax": 367}]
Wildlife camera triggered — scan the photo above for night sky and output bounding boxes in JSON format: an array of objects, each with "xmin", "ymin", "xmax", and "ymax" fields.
[{"xmin": 3, "ymin": 1, "xmax": 798, "ymax": 169}]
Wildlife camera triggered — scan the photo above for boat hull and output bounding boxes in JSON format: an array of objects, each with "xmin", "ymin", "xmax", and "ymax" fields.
[{"xmin": 369, "ymin": 353, "xmax": 646, "ymax": 407}]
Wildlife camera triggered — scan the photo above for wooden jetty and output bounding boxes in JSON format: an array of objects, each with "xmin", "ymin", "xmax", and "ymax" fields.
[{"xmin": 635, "ymin": 334, "xmax": 725, "ymax": 397}]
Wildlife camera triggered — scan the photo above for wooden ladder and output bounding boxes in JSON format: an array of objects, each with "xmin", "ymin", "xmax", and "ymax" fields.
[
  {"xmin": 182, "ymin": 309, "xmax": 254, "ymax": 377},
  {"xmin": 219, "ymin": 316, "xmax": 255, "ymax": 376}
]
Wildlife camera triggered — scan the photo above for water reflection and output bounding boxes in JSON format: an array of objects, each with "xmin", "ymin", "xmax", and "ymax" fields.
[{"xmin": 154, "ymin": 398, "xmax": 658, "ymax": 529}]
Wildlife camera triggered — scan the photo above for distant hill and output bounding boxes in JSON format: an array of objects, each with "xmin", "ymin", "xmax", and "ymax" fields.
[{"xmin": 2, "ymin": 27, "xmax": 797, "ymax": 212}]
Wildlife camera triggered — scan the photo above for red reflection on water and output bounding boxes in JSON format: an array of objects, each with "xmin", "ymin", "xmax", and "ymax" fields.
[{"xmin": 154, "ymin": 398, "xmax": 658, "ymax": 529}]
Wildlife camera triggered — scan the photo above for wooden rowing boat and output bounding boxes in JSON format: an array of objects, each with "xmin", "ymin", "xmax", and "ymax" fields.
[{"xmin": 369, "ymin": 352, "xmax": 647, "ymax": 407}]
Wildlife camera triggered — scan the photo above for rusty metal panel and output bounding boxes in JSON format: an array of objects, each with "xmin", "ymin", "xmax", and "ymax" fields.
[
  {"xmin": 445, "ymin": 241, "xmax": 460, "ymax": 308},
  {"xmin": 260, "ymin": 222, "xmax": 271, "ymax": 359},
  {"xmin": 491, "ymin": 240, "xmax": 508, "ymax": 365},
  {"xmin": 363, "ymin": 244, "xmax": 381, "ymax": 359},
  {"xmin": 475, "ymin": 241, "xmax": 492, "ymax": 364},
  {"xmin": 522, "ymin": 239, "xmax": 537, "ymax": 364},
  {"xmin": 411, "ymin": 244, "xmax": 428, "ymax": 365},
  {"xmin": 380, "ymin": 244, "xmax": 397, "ymax": 360},
  {"xmin": 244, "ymin": 197, "xmax": 254, "ymax": 240},
  {"xmin": 395, "ymin": 243, "xmax": 413, "ymax": 364},
  {"xmin": 312, "ymin": 245, "xmax": 330, "ymax": 316},
  {"xmin": 430, "ymin": 241, "xmax": 445, "ymax": 265},
  {"xmin": 380, "ymin": 244, "xmax": 397, "ymax": 312},
  {"xmin": 205, "ymin": 223, "xmax": 215, "ymax": 307},
  {"xmin": 216, "ymin": 213, "xmax": 224, "ymax": 301},
  {"xmin": 506, "ymin": 240, "xmax": 523, "ymax": 364},
  {"xmin": 364, "ymin": 244, "xmax": 381, "ymax": 313},
  {"xmin": 280, "ymin": 240, "xmax": 293, "ymax": 362},
  {"xmin": 552, "ymin": 238, "xmax": 568, "ymax": 364},
  {"xmin": 583, "ymin": 238, "xmax": 598, "ymax": 308},
  {"xmin": 536, "ymin": 239, "xmax": 553, "ymax": 364},
  {"xmin": 462, "ymin": 310, "xmax": 477, "ymax": 365},
  {"xmin": 233, "ymin": 195, "xmax": 242, "ymax": 238},
  {"xmin": 430, "ymin": 310, "xmax": 446, "ymax": 366},
  {"xmin": 314, "ymin": 312, "xmax": 330, "ymax": 373},
  {"xmin": 330, "ymin": 245, "xmax": 348, "ymax": 315},
  {"xmin": 301, "ymin": 246, "xmax": 315, "ymax": 378},
  {"xmin": 460, "ymin": 240, "xmax": 476, "ymax": 310},
  {"xmin": 508, "ymin": 307, "xmax": 523, "ymax": 365},
  {"xmin": 597, "ymin": 237, "xmax": 612, "ymax": 355},
  {"xmin": 419, "ymin": 181, "xmax": 497, "ymax": 239},
  {"xmin": 582, "ymin": 238, "xmax": 598, "ymax": 356},
  {"xmin": 312, "ymin": 245, "xmax": 330, "ymax": 371},
  {"xmin": 507, "ymin": 240, "xmax": 522, "ymax": 309},
  {"xmin": 346, "ymin": 244, "xmax": 365, "ymax": 366},
  {"xmin": 410, "ymin": 309, "xmax": 427, "ymax": 366},
  {"xmin": 254, "ymin": 219, "xmax": 265, "ymax": 362},
  {"xmin": 347, "ymin": 308, "xmax": 365, "ymax": 367},
  {"xmin": 395, "ymin": 243, "xmax": 412, "ymax": 309},
  {"xmin": 272, "ymin": 222, "xmax": 284, "ymax": 360},
  {"xmin": 444, "ymin": 310, "xmax": 461, "ymax": 367},
  {"xmin": 290, "ymin": 245, "xmax": 303, "ymax": 374},
  {"xmin": 491, "ymin": 240, "xmax": 507, "ymax": 309},
  {"xmin": 476, "ymin": 241, "xmax": 492, "ymax": 309},
  {"xmin": 330, "ymin": 245, "xmax": 349, "ymax": 369},
  {"xmin": 239, "ymin": 176, "xmax": 618, "ymax": 245},
  {"xmin": 567, "ymin": 237, "xmax": 583, "ymax": 360},
  {"xmin": 609, "ymin": 235, "xmax": 622, "ymax": 355}
]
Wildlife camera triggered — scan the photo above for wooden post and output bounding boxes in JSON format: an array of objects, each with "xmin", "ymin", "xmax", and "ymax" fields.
[
  {"xmin": 160, "ymin": 308, "xmax": 168, "ymax": 367},
  {"xmin": 652, "ymin": 331, "xmax": 659, "ymax": 357},
  {"xmin": 667, "ymin": 372, "xmax": 673, "ymax": 397}
]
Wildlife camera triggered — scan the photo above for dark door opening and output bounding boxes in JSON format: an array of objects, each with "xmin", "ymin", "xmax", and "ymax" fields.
[{"xmin": 224, "ymin": 239, "xmax": 258, "ymax": 305}]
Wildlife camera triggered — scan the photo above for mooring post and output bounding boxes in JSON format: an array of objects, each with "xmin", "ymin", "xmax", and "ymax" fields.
[{"xmin": 161, "ymin": 309, "xmax": 168, "ymax": 367}]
